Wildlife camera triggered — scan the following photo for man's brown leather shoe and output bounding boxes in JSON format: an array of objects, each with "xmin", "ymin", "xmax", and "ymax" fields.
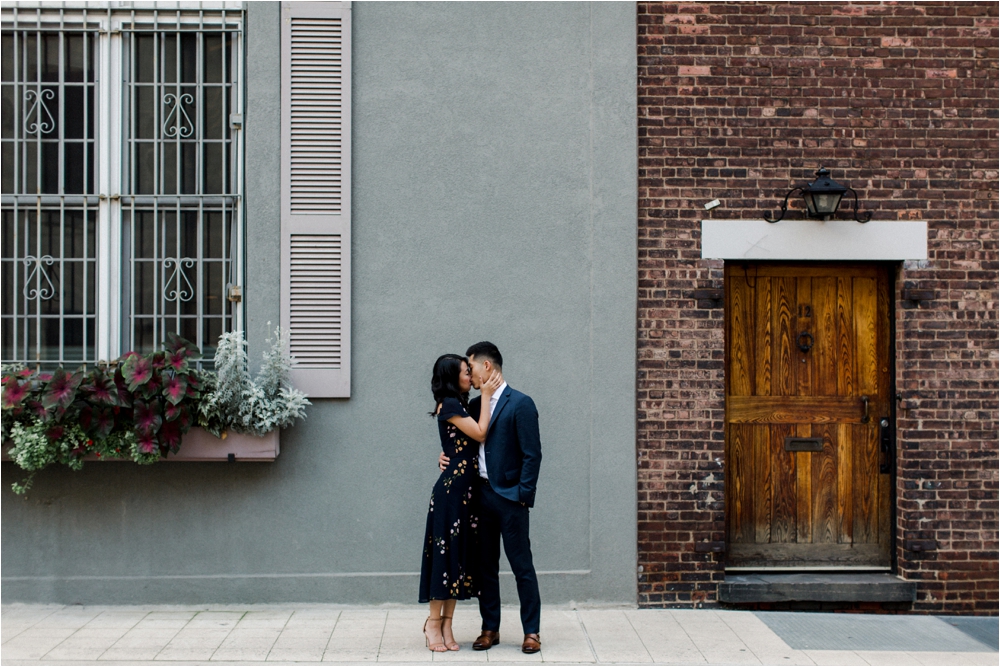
[
  {"xmin": 521, "ymin": 634, "xmax": 541, "ymax": 654},
  {"xmin": 473, "ymin": 630, "xmax": 500, "ymax": 651}
]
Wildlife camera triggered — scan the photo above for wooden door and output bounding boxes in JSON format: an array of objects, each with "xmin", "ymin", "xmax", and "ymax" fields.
[{"xmin": 724, "ymin": 263, "xmax": 893, "ymax": 569}]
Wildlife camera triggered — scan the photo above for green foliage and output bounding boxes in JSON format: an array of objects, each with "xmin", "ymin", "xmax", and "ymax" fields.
[{"xmin": 1, "ymin": 332, "xmax": 310, "ymax": 495}]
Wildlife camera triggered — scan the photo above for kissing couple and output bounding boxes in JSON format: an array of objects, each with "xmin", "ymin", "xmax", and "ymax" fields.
[{"xmin": 418, "ymin": 341, "xmax": 542, "ymax": 654}]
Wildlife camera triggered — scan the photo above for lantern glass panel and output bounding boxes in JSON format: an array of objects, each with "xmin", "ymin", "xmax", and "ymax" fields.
[{"xmin": 804, "ymin": 191, "xmax": 842, "ymax": 216}]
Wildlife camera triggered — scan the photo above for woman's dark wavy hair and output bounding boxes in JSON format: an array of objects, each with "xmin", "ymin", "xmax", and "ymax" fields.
[{"xmin": 430, "ymin": 354, "xmax": 469, "ymax": 416}]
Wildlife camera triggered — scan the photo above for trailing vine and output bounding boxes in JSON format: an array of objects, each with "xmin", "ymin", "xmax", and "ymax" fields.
[{"xmin": 1, "ymin": 329, "xmax": 309, "ymax": 494}]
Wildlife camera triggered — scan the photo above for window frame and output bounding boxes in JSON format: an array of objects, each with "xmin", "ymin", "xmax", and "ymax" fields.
[{"xmin": 1, "ymin": 2, "xmax": 245, "ymax": 367}]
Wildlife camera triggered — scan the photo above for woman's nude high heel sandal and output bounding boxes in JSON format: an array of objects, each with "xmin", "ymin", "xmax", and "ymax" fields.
[
  {"xmin": 441, "ymin": 615, "xmax": 460, "ymax": 651},
  {"xmin": 423, "ymin": 617, "xmax": 447, "ymax": 652}
]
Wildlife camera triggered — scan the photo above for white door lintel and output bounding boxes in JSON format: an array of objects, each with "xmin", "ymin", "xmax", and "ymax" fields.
[{"xmin": 701, "ymin": 219, "xmax": 928, "ymax": 261}]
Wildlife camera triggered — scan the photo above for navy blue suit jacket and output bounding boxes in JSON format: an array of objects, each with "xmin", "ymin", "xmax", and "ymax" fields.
[{"xmin": 469, "ymin": 385, "xmax": 542, "ymax": 507}]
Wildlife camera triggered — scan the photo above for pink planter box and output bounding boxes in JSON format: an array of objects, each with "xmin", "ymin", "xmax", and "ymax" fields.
[
  {"xmin": 2, "ymin": 427, "xmax": 279, "ymax": 463},
  {"xmin": 160, "ymin": 428, "xmax": 280, "ymax": 462}
]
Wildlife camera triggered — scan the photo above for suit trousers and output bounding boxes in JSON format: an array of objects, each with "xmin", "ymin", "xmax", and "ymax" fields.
[{"xmin": 477, "ymin": 482, "xmax": 541, "ymax": 635}]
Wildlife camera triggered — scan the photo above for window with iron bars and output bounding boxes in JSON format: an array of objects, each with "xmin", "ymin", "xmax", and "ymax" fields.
[{"xmin": 1, "ymin": 3, "xmax": 244, "ymax": 369}]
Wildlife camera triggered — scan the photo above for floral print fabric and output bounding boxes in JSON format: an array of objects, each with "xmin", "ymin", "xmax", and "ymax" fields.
[{"xmin": 418, "ymin": 397, "xmax": 480, "ymax": 602}]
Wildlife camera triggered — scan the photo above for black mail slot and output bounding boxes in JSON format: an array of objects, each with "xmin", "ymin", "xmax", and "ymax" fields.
[{"xmin": 784, "ymin": 437, "xmax": 824, "ymax": 452}]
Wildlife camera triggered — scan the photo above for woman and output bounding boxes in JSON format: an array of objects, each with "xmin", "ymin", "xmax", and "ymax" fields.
[{"xmin": 419, "ymin": 354, "xmax": 501, "ymax": 652}]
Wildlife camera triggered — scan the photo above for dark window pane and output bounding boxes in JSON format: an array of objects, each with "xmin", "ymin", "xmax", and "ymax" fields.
[
  {"xmin": 136, "ymin": 141, "xmax": 155, "ymax": 194},
  {"xmin": 203, "ymin": 86, "xmax": 222, "ymax": 139},
  {"xmin": 134, "ymin": 34, "xmax": 155, "ymax": 83},
  {"xmin": 133, "ymin": 210, "xmax": 155, "ymax": 258},
  {"xmin": 1, "ymin": 34, "xmax": 13, "ymax": 82},
  {"xmin": 40, "ymin": 316, "xmax": 61, "ymax": 358},
  {"xmin": 87, "ymin": 261, "xmax": 95, "ymax": 313},
  {"xmin": 64, "ymin": 317, "xmax": 83, "ymax": 351},
  {"xmin": 64, "ymin": 85, "xmax": 84, "ymax": 138},
  {"xmin": 65, "ymin": 34, "xmax": 84, "ymax": 82},
  {"xmin": 24, "ymin": 140, "xmax": 36, "ymax": 192},
  {"xmin": 1, "ymin": 142, "xmax": 13, "ymax": 192},
  {"xmin": 203, "ymin": 142, "xmax": 222, "ymax": 193},
  {"xmin": 66, "ymin": 262, "xmax": 84, "ymax": 314},
  {"xmin": 86, "ymin": 84, "xmax": 94, "ymax": 138},
  {"xmin": 181, "ymin": 33, "xmax": 197, "ymax": 83},
  {"xmin": 161, "ymin": 141, "xmax": 175, "ymax": 194},
  {"xmin": 163, "ymin": 34, "xmax": 176, "ymax": 83},
  {"xmin": 1, "ymin": 318, "xmax": 12, "ymax": 359},
  {"xmin": 25, "ymin": 34, "xmax": 37, "ymax": 82},
  {"xmin": 160, "ymin": 211, "xmax": 177, "ymax": 258},
  {"xmin": 64, "ymin": 210, "xmax": 85, "ymax": 259},
  {"xmin": 41, "ymin": 33, "xmax": 59, "ymax": 83},
  {"xmin": 86, "ymin": 142, "xmax": 94, "ymax": 193},
  {"xmin": 135, "ymin": 85, "xmax": 155, "ymax": 138},
  {"xmin": 181, "ymin": 317, "xmax": 198, "ymax": 345},
  {"xmin": 203, "ymin": 317, "xmax": 222, "ymax": 354},
  {"xmin": 2, "ymin": 261, "xmax": 13, "ymax": 316},
  {"xmin": 205, "ymin": 261, "xmax": 222, "ymax": 315},
  {"xmin": 1, "ymin": 84, "xmax": 14, "ymax": 138},
  {"xmin": 204, "ymin": 34, "xmax": 222, "ymax": 84},
  {"xmin": 134, "ymin": 261, "xmax": 154, "ymax": 315},
  {"xmin": 86, "ymin": 33, "xmax": 95, "ymax": 82},
  {"xmin": 85, "ymin": 318, "xmax": 95, "ymax": 359},
  {"xmin": 41, "ymin": 140, "xmax": 59, "ymax": 193},
  {"xmin": 135, "ymin": 318, "xmax": 154, "ymax": 354},
  {"xmin": 65, "ymin": 142, "xmax": 84, "ymax": 193},
  {"xmin": 87, "ymin": 209, "xmax": 96, "ymax": 257},
  {"xmin": 203, "ymin": 211, "xmax": 222, "ymax": 257},
  {"xmin": 181, "ymin": 210, "xmax": 198, "ymax": 258},
  {"xmin": 1, "ymin": 210, "xmax": 13, "ymax": 257},
  {"xmin": 181, "ymin": 142, "xmax": 197, "ymax": 193}
]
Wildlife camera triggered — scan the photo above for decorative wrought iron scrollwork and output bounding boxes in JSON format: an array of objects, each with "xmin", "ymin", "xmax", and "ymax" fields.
[
  {"xmin": 163, "ymin": 257, "xmax": 196, "ymax": 302},
  {"xmin": 24, "ymin": 88, "xmax": 57, "ymax": 135},
  {"xmin": 162, "ymin": 93, "xmax": 195, "ymax": 138},
  {"xmin": 23, "ymin": 255, "xmax": 57, "ymax": 300}
]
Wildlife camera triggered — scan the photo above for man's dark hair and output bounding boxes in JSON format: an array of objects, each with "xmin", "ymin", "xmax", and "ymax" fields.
[{"xmin": 466, "ymin": 341, "xmax": 502, "ymax": 370}]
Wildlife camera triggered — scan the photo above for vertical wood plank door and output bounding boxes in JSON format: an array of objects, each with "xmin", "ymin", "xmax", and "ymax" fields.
[{"xmin": 724, "ymin": 263, "xmax": 893, "ymax": 569}]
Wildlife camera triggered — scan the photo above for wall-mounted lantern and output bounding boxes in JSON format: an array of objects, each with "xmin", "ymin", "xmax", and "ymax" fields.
[{"xmin": 764, "ymin": 167, "xmax": 872, "ymax": 223}]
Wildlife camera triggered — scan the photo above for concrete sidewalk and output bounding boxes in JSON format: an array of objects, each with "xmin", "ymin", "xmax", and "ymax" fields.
[{"xmin": 1, "ymin": 604, "xmax": 997, "ymax": 666}]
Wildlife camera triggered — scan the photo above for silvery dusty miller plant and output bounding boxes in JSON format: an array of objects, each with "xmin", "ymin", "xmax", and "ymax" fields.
[{"xmin": 198, "ymin": 327, "xmax": 310, "ymax": 437}]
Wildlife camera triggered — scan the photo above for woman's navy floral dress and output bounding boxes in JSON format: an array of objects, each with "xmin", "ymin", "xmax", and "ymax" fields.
[{"xmin": 418, "ymin": 397, "xmax": 480, "ymax": 602}]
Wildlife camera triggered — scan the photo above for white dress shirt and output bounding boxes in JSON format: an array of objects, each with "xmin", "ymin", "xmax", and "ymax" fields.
[{"xmin": 479, "ymin": 381, "xmax": 507, "ymax": 480}]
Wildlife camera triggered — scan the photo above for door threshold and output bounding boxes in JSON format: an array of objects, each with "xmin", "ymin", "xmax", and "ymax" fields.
[{"xmin": 726, "ymin": 566, "xmax": 892, "ymax": 573}]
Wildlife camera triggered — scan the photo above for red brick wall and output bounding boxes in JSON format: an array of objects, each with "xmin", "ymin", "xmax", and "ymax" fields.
[{"xmin": 637, "ymin": 1, "xmax": 998, "ymax": 613}]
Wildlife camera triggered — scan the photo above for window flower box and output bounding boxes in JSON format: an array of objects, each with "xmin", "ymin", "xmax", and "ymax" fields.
[{"xmin": 3, "ymin": 428, "xmax": 279, "ymax": 463}]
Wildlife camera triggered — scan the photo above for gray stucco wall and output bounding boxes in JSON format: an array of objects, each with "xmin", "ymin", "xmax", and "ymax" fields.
[{"xmin": 1, "ymin": 1, "xmax": 638, "ymax": 605}]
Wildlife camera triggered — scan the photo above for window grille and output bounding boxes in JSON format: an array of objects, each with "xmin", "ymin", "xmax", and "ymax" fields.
[{"xmin": 1, "ymin": 3, "xmax": 244, "ymax": 368}]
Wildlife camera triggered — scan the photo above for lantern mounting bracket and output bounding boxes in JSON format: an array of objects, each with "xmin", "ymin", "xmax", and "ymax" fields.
[{"xmin": 764, "ymin": 167, "xmax": 871, "ymax": 224}]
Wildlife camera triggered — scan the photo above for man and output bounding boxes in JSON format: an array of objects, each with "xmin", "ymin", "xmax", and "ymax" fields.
[{"xmin": 439, "ymin": 341, "xmax": 542, "ymax": 654}]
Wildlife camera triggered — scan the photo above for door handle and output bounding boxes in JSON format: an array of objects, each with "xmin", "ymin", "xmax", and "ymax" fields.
[
  {"xmin": 860, "ymin": 395, "xmax": 870, "ymax": 423},
  {"xmin": 879, "ymin": 418, "xmax": 892, "ymax": 474}
]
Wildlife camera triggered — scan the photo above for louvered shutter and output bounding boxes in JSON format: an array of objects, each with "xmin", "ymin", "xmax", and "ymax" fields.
[{"xmin": 280, "ymin": 1, "xmax": 351, "ymax": 397}]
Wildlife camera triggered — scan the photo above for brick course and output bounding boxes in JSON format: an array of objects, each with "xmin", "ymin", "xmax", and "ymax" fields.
[{"xmin": 637, "ymin": 1, "xmax": 998, "ymax": 614}]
